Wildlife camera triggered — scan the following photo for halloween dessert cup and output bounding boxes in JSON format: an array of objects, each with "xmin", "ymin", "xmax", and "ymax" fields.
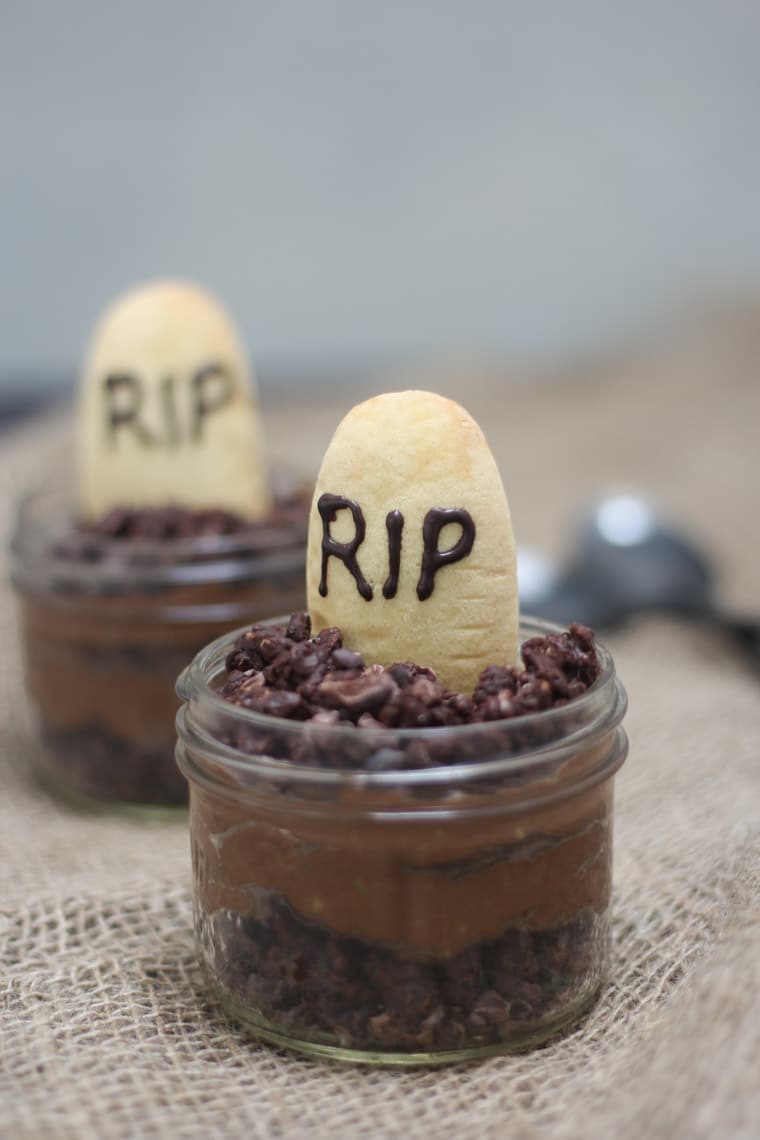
[
  {"xmin": 11, "ymin": 279, "xmax": 307, "ymax": 811},
  {"xmin": 12, "ymin": 488, "xmax": 306, "ymax": 810},
  {"xmin": 175, "ymin": 391, "xmax": 629, "ymax": 1063}
]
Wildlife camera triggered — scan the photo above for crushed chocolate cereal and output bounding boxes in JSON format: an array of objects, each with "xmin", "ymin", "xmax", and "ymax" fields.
[
  {"xmin": 65, "ymin": 496, "xmax": 306, "ymax": 544},
  {"xmin": 80, "ymin": 505, "xmax": 253, "ymax": 540},
  {"xmin": 47, "ymin": 497, "xmax": 308, "ymax": 570},
  {"xmin": 220, "ymin": 612, "xmax": 601, "ymax": 734}
]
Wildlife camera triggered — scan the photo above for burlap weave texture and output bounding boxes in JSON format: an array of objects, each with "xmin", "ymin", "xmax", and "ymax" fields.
[{"xmin": 1, "ymin": 319, "xmax": 759, "ymax": 1139}]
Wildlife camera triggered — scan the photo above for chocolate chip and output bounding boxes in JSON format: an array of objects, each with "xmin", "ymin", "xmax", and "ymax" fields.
[
  {"xmin": 317, "ymin": 674, "xmax": 397, "ymax": 715},
  {"xmin": 286, "ymin": 611, "xmax": 312, "ymax": 642},
  {"xmin": 331, "ymin": 648, "xmax": 365, "ymax": 671},
  {"xmin": 261, "ymin": 690, "xmax": 304, "ymax": 718},
  {"xmin": 313, "ymin": 627, "xmax": 343, "ymax": 654},
  {"xmin": 309, "ymin": 709, "xmax": 342, "ymax": 726}
]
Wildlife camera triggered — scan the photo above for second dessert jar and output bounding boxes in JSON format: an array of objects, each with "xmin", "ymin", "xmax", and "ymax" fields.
[{"xmin": 12, "ymin": 278, "xmax": 307, "ymax": 810}]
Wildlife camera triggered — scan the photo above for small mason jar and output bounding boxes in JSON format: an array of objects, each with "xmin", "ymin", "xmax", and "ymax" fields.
[
  {"xmin": 11, "ymin": 486, "xmax": 306, "ymax": 811},
  {"xmin": 176, "ymin": 617, "xmax": 628, "ymax": 1065}
]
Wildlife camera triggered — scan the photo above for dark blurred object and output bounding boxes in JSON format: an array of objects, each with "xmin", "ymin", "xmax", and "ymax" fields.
[
  {"xmin": 0, "ymin": 390, "xmax": 53, "ymax": 434},
  {"xmin": 519, "ymin": 494, "xmax": 760, "ymax": 666}
]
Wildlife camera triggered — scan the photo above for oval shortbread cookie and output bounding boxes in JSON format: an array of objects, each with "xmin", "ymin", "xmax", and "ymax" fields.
[
  {"xmin": 306, "ymin": 390, "xmax": 519, "ymax": 692},
  {"xmin": 76, "ymin": 279, "xmax": 271, "ymax": 519}
]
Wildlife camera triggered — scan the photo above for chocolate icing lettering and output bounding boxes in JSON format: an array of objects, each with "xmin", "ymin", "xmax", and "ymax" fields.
[
  {"xmin": 105, "ymin": 362, "xmax": 234, "ymax": 448},
  {"xmin": 104, "ymin": 372, "xmax": 156, "ymax": 447},
  {"xmin": 191, "ymin": 363, "xmax": 234, "ymax": 440},
  {"xmin": 417, "ymin": 507, "xmax": 476, "ymax": 600},
  {"xmin": 382, "ymin": 510, "xmax": 404, "ymax": 599},
  {"xmin": 159, "ymin": 374, "xmax": 181, "ymax": 447},
  {"xmin": 318, "ymin": 493, "xmax": 373, "ymax": 601}
]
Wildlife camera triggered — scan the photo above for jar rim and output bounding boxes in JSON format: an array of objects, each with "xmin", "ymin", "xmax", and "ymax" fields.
[{"xmin": 176, "ymin": 614, "xmax": 628, "ymax": 797}]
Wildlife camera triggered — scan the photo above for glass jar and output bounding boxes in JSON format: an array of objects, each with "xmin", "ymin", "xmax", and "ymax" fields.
[
  {"xmin": 11, "ymin": 486, "xmax": 307, "ymax": 811},
  {"xmin": 176, "ymin": 617, "xmax": 628, "ymax": 1064}
]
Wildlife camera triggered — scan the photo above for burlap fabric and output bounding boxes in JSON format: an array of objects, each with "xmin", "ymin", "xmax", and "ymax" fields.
[{"xmin": 1, "ymin": 313, "xmax": 759, "ymax": 1139}]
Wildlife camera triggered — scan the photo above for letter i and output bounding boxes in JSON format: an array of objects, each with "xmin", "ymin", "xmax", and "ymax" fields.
[{"xmin": 382, "ymin": 510, "xmax": 404, "ymax": 598}]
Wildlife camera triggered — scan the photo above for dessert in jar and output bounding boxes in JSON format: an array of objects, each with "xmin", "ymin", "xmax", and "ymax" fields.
[
  {"xmin": 176, "ymin": 390, "xmax": 628, "ymax": 1063},
  {"xmin": 12, "ymin": 280, "xmax": 307, "ymax": 810}
]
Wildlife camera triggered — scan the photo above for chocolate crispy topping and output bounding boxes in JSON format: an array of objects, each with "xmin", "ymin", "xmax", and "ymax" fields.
[
  {"xmin": 81, "ymin": 505, "xmax": 251, "ymax": 540},
  {"xmin": 220, "ymin": 612, "xmax": 601, "ymax": 730},
  {"xmin": 77, "ymin": 497, "xmax": 305, "ymax": 541},
  {"xmin": 48, "ymin": 496, "xmax": 307, "ymax": 564}
]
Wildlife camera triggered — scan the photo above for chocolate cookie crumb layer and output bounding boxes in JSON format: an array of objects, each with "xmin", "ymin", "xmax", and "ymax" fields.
[
  {"xmin": 202, "ymin": 894, "xmax": 606, "ymax": 1054},
  {"xmin": 41, "ymin": 726, "xmax": 187, "ymax": 806}
]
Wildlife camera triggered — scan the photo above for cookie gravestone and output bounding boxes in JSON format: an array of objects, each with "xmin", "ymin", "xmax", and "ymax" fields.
[
  {"xmin": 306, "ymin": 389, "xmax": 519, "ymax": 693},
  {"xmin": 77, "ymin": 279, "xmax": 270, "ymax": 519}
]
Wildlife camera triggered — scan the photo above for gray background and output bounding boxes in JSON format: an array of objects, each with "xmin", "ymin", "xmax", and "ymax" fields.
[{"xmin": 3, "ymin": 0, "xmax": 760, "ymax": 392}]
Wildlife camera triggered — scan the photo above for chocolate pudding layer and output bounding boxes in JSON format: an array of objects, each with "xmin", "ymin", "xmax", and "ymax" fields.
[
  {"xmin": 177, "ymin": 615, "xmax": 628, "ymax": 1059},
  {"xmin": 13, "ymin": 493, "xmax": 307, "ymax": 809}
]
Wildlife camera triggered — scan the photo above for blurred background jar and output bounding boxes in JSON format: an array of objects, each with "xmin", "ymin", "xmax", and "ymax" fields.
[{"xmin": 11, "ymin": 482, "xmax": 307, "ymax": 811}]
